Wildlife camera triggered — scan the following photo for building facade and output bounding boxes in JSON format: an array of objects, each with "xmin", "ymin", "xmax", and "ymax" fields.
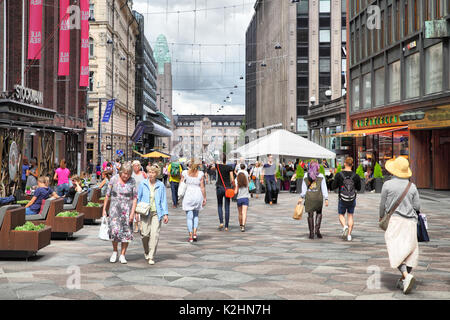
[
  {"xmin": 0, "ymin": 0, "xmax": 88, "ymax": 193},
  {"xmin": 347, "ymin": 0, "xmax": 450, "ymax": 190},
  {"xmin": 86, "ymin": 0, "xmax": 139, "ymax": 165},
  {"xmin": 245, "ymin": 0, "xmax": 347, "ymax": 137},
  {"xmin": 172, "ymin": 115, "xmax": 245, "ymax": 162}
]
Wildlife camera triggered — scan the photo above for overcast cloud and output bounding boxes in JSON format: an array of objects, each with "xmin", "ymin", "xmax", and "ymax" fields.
[{"xmin": 132, "ymin": 0, "xmax": 255, "ymax": 115}]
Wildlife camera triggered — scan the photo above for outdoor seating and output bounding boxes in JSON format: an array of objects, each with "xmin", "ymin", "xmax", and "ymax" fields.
[
  {"xmin": 81, "ymin": 188, "xmax": 103, "ymax": 223},
  {"xmin": 0, "ymin": 205, "xmax": 51, "ymax": 258},
  {"xmin": 89, "ymin": 187, "xmax": 101, "ymax": 203}
]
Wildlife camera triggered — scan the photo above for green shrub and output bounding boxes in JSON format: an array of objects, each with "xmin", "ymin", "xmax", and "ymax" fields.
[
  {"xmin": 356, "ymin": 164, "xmax": 365, "ymax": 179},
  {"xmin": 86, "ymin": 202, "xmax": 100, "ymax": 207},
  {"xmin": 336, "ymin": 164, "xmax": 342, "ymax": 173},
  {"xmin": 374, "ymin": 162, "xmax": 384, "ymax": 178},
  {"xmin": 99, "ymin": 197, "xmax": 105, "ymax": 201},
  {"xmin": 16, "ymin": 200, "xmax": 30, "ymax": 205},
  {"xmin": 276, "ymin": 167, "xmax": 282, "ymax": 180},
  {"xmin": 15, "ymin": 222, "xmax": 46, "ymax": 231},
  {"xmin": 56, "ymin": 211, "xmax": 79, "ymax": 217},
  {"xmin": 296, "ymin": 165, "xmax": 304, "ymax": 180},
  {"xmin": 319, "ymin": 165, "xmax": 325, "ymax": 175}
]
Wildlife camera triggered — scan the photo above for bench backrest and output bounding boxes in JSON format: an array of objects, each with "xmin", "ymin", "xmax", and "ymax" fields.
[{"xmin": 0, "ymin": 205, "xmax": 21, "ymax": 230}]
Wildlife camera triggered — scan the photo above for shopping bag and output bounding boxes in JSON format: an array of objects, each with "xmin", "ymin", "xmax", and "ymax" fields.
[
  {"xmin": 417, "ymin": 213, "xmax": 429, "ymax": 242},
  {"xmin": 178, "ymin": 181, "xmax": 187, "ymax": 200},
  {"xmin": 293, "ymin": 203, "xmax": 304, "ymax": 220},
  {"xmin": 98, "ymin": 217, "xmax": 110, "ymax": 241},
  {"xmin": 249, "ymin": 181, "xmax": 256, "ymax": 191}
]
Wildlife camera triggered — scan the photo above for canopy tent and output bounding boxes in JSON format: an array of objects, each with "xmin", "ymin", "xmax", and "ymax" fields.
[
  {"xmin": 141, "ymin": 151, "xmax": 171, "ymax": 158},
  {"xmin": 231, "ymin": 129, "xmax": 336, "ymax": 159}
]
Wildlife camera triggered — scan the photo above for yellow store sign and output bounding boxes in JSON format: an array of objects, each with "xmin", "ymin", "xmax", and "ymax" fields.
[{"xmin": 354, "ymin": 114, "xmax": 402, "ymax": 129}]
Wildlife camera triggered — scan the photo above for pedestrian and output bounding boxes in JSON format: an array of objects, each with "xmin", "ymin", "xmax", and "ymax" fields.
[
  {"xmin": 137, "ymin": 164, "xmax": 169, "ymax": 265},
  {"xmin": 331, "ymin": 157, "xmax": 361, "ymax": 241},
  {"xmin": 25, "ymin": 157, "xmax": 39, "ymax": 191},
  {"xmin": 234, "ymin": 157, "xmax": 247, "ymax": 176},
  {"xmin": 132, "ymin": 160, "xmax": 147, "ymax": 233},
  {"xmin": 215, "ymin": 154, "xmax": 234, "ymax": 231},
  {"xmin": 250, "ymin": 161, "xmax": 263, "ymax": 199},
  {"xmin": 260, "ymin": 155, "xmax": 278, "ymax": 205},
  {"xmin": 53, "ymin": 159, "xmax": 71, "ymax": 197},
  {"xmin": 98, "ymin": 170, "xmax": 112, "ymax": 197},
  {"xmin": 168, "ymin": 158, "xmax": 183, "ymax": 208},
  {"xmin": 379, "ymin": 157, "xmax": 421, "ymax": 294},
  {"xmin": 24, "ymin": 176, "xmax": 59, "ymax": 215},
  {"xmin": 96, "ymin": 163, "xmax": 102, "ymax": 180},
  {"xmin": 163, "ymin": 163, "xmax": 169, "ymax": 187},
  {"xmin": 156, "ymin": 157, "xmax": 164, "ymax": 182},
  {"xmin": 180, "ymin": 160, "xmax": 206, "ymax": 242},
  {"xmin": 21, "ymin": 156, "xmax": 29, "ymax": 192},
  {"xmin": 298, "ymin": 161, "xmax": 329, "ymax": 239},
  {"xmin": 102, "ymin": 162, "xmax": 138, "ymax": 264},
  {"xmin": 88, "ymin": 159, "xmax": 94, "ymax": 176},
  {"xmin": 234, "ymin": 166, "xmax": 250, "ymax": 232}
]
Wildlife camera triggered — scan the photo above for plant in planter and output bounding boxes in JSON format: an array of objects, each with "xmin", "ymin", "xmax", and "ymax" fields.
[
  {"xmin": 356, "ymin": 164, "xmax": 365, "ymax": 193},
  {"xmin": 57, "ymin": 211, "xmax": 79, "ymax": 217},
  {"xmin": 15, "ymin": 222, "xmax": 46, "ymax": 231},
  {"xmin": 16, "ymin": 200, "xmax": 30, "ymax": 205},
  {"xmin": 319, "ymin": 165, "xmax": 326, "ymax": 176},
  {"xmin": 373, "ymin": 162, "xmax": 384, "ymax": 193},
  {"xmin": 25, "ymin": 186, "xmax": 31, "ymax": 195},
  {"xmin": 99, "ymin": 197, "xmax": 105, "ymax": 201},
  {"xmin": 276, "ymin": 166, "xmax": 283, "ymax": 190},
  {"xmin": 296, "ymin": 165, "xmax": 305, "ymax": 194},
  {"xmin": 86, "ymin": 202, "xmax": 100, "ymax": 207},
  {"xmin": 336, "ymin": 164, "xmax": 342, "ymax": 173}
]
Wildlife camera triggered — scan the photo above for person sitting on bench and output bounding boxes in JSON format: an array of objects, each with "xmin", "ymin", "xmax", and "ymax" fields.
[
  {"xmin": 0, "ymin": 195, "xmax": 16, "ymax": 206},
  {"xmin": 64, "ymin": 175, "xmax": 84, "ymax": 205},
  {"xmin": 24, "ymin": 176, "xmax": 59, "ymax": 215}
]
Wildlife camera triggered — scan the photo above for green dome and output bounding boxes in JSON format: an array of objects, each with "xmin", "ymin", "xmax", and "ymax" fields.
[{"xmin": 153, "ymin": 34, "xmax": 171, "ymax": 75}]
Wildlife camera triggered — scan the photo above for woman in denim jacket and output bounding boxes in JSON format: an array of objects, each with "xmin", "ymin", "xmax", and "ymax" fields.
[{"xmin": 137, "ymin": 164, "xmax": 169, "ymax": 265}]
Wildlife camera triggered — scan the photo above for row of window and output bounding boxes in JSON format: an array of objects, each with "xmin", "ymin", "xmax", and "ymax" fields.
[
  {"xmin": 297, "ymin": 0, "xmax": 347, "ymax": 15},
  {"xmin": 351, "ymin": 42, "xmax": 448, "ymax": 111},
  {"xmin": 177, "ymin": 121, "xmax": 241, "ymax": 127}
]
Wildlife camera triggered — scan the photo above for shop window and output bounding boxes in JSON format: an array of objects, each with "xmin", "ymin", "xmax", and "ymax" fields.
[
  {"xmin": 405, "ymin": 52, "xmax": 420, "ymax": 99},
  {"xmin": 394, "ymin": 131, "xmax": 410, "ymax": 158},
  {"xmin": 375, "ymin": 67, "xmax": 385, "ymax": 106},
  {"xmin": 388, "ymin": 60, "xmax": 401, "ymax": 102},
  {"xmin": 362, "ymin": 73, "xmax": 371, "ymax": 109},
  {"xmin": 425, "ymin": 43, "xmax": 443, "ymax": 94},
  {"xmin": 378, "ymin": 132, "xmax": 393, "ymax": 169}
]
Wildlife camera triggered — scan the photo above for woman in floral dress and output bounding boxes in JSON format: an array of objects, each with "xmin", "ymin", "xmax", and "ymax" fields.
[{"xmin": 102, "ymin": 162, "xmax": 137, "ymax": 264}]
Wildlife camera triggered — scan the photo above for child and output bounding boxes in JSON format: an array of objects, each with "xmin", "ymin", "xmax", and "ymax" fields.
[
  {"xmin": 24, "ymin": 176, "xmax": 59, "ymax": 215},
  {"xmin": 234, "ymin": 167, "xmax": 250, "ymax": 232},
  {"xmin": 64, "ymin": 175, "xmax": 84, "ymax": 205}
]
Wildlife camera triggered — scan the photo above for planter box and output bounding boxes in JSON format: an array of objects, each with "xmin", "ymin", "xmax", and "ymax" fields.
[
  {"xmin": 9, "ymin": 227, "xmax": 51, "ymax": 251},
  {"xmin": 296, "ymin": 179, "xmax": 303, "ymax": 194},
  {"xmin": 359, "ymin": 178, "xmax": 366, "ymax": 193},
  {"xmin": 52, "ymin": 214, "xmax": 85, "ymax": 234},
  {"xmin": 81, "ymin": 205, "xmax": 103, "ymax": 221},
  {"xmin": 375, "ymin": 178, "xmax": 384, "ymax": 193}
]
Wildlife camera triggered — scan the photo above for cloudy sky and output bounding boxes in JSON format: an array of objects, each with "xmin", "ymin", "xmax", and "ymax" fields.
[{"xmin": 132, "ymin": 0, "xmax": 255, "ymax": 115}]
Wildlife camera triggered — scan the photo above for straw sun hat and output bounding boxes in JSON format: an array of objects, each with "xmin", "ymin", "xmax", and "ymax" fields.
[{"xmin": 385, "ymin": 156, "xmax": 412, "ymax": 179}]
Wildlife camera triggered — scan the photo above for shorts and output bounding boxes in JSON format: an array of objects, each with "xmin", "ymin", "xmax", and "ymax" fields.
[
  {"xmin": 338, "ymin": 199, "xmax": 356, "ymax": 215},
  {"xmin": 237, "ymin": 198, "xmax": 249, "ymax": 207}
]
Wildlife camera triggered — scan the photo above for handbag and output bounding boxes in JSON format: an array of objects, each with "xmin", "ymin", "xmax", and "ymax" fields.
[
  {"xmin": 417, "ymin": 213, "xmax": 430, "ymax": 242},
  {"xmin": 293, "ymin": 203, "xmax": 304, "ymax": 220},
  {"xmin": 249, "ymin": 180, "xmax": 256, "ymax": 191},
  {"xmin": 178, "ymin": 180, "xmax": 187, "ymax": 199},
  {"xmin": 379, "ymin": 182, "xmax": 412, "ymax": 231},
  {"xmin": 98, "ymin": 217, "xmax": 110, "ymax": 241},
  {"xmin": 217, "ymin": 165, "xmax": 235, "ymax": 198},
  {"xmin": 136, "ymin": 201, "xmax": 151, "ymax": 216}
]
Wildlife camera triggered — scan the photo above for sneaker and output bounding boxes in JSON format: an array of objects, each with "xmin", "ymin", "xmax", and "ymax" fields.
[
  {"xmin": 144, "ymin": 253, "xmax": 150, "ymax": 260},
  {"xmin": 148, "ymin": 259, "xmax": 155, "ymax": 265},
  {"xmin": 342, "ymin": 226, "xmax": 349, "ymax": 240},
  {"xmin": 347, "ymin": 235, "xmax": 352, "ymax": 241},
  {"xmin": 241, "ymin": 225, "xmax": 245, "ymax": 232},
  {"xmin": 189, "ymin": 237, "xmax": 193, "ymax": 243},
  {"xmin": 193, "ymin": 234, "xmax": 198, "ymax": 242},
  {"xmin": 119, "ymin": 255, "xmax": 127, "ymax": 264},
  {"xmin": 403, "ymin": 274, "xmax": 416, "ymax": 294},
  {"xmin": 396, "ymin": 278, "xmax": 404, "ymax": 290},
  {"xmin": 109, "ymin": 252, "xmax": 118, "ymax": 263}
]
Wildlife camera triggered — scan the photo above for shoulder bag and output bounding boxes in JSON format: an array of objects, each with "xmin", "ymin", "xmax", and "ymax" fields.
[
  {"xmin": 379, "ymin": 182, "xmax": 412, "ymax": 231},
  {"xmin": 136, "ymin": 183, "xmax": 151, "ymax": 216},
  {"xmin": 217, "ymin": 165, "xmax": 235, "ymax": 198}
]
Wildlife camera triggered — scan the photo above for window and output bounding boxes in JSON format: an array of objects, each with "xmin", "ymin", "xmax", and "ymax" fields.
[
  {"xmin": 89, "ymin": 71, "xmax": 94, "ymax": 91},
  {"xmin": 351, "ymin": 78, "xmax": 360, "ymax": 111},
  {"xmin": 319, "ymin": 58, "xmax": 331, "ymax": 72},
  {"xmin": 404, "ymin": 1, "xmax": 409, "ymax": 37},
  {"xmin": 389, "ymin": 61, "xmax": 401, "ymax": 102},
  {"xmin": 342, "ymin": 29, "xmax": 347, "ymax": 42},
  {"xmin": 87, "ymin": 108, "xmax": 93, "ymax": 128},
  {"xmin": 405, "ymin": 52, "xmax": 420, "ymax": 98},
  {"xmin": 224, "ymin": 122, "xmax": 229, "ymax": 126},
  {"xmin": 413, "ymin": 0, "xmax": 419, "ymax": 31},
  {"xmin": 319, "ymin": 0, "xmax": 331, "ymax": 13},
  {"xmin": 320, "ymin": 29, "xmax": 331, "ymax": 43},
  {"xmin": 375, "ymin": 68, "xmax": 385, "ymax": 106},
  {"xmin": 297, "ymin": 0, "xmax": 309, "ymax": 14},
  {"xmin": 297, "ymin": 88, "xmax": 308, "ymax": 102},
  {"xmin": 395, "ymin": 1, "xmax": 400, "ymax": 41},
  {"xmin": 297, "ymin": 29, "xmax": 308, "ymax": 43},
  {"xmin": 362, "ymin": 73, "xmax": 371, "ymax": 109},
  {"xmin": 89, "ymin": 4, "xmax": 94, "ymax": 20},
  {"xmin": 89, "ymin": 38, "xmax": 94, "ymax": 58},
  {"xmin": 425, "ymin": 43, "xmax": 443, "ymax": 94},
  {"xmin": 380, "ymin": 10, "xmax": 384, "ymax": 49},
  {"xmin": 387, "ymin": 5, "xmax": 392, "ymax": 45}
]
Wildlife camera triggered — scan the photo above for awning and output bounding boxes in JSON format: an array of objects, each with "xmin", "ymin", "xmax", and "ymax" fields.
[
  {"xmin": 141, "ymin": 151, "xmax": 170, "ymax": 158},
  {"xmin": 156, "ymin": 111, "xmax": 171, "ymax": 124},
  {"xmin": 334, "ymin": 126, "xmax": 408, "ymax": 137},
  {"xmin": 131, "ymin": 120, "xmax": 172, "ymax": 142}
]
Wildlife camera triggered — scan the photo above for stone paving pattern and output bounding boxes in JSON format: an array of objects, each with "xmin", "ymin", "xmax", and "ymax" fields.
[{"xmin": 1, "ymin": 184, "xmax": 449, "ymax": 300}]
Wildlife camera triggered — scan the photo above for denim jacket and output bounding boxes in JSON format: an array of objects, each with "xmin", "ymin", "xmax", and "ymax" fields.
[{"xmin": 137, "ymin": 179, "xmax": 169, "ymax": 221}]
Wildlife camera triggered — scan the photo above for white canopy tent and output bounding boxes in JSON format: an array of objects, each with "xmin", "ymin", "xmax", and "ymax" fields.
[{"xmin": 231, "ymin": 129, "xmax": 336, "ymax": 159}]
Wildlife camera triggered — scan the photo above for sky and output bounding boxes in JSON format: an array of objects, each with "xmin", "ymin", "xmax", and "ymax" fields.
[{"xmin": 132, "ymin": 0, "xmax": 255, "ymax": 116}]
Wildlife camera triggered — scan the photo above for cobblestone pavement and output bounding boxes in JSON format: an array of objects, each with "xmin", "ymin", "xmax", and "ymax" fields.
[{"xmin": 1, "ymin": 184, "xmax": 449, "ymax": 300}]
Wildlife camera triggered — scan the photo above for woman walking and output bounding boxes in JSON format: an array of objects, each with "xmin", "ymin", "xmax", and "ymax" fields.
[
  {"xmin": 298, "ymin": 160, "xmax": 329, "ymax": 239},
  {"xmin": 250, "ymin": 161, "xmax": 263, "ymax": 199},
  {"xmin": 215, "ymin": 154, "xmax": 234, "ymax": 231},
  {"xmin": 25, "ymin": 157, "xmax": 39, "ymax": 190},
  {"xmin": 234, "ymin": 169, "xmax": 250, "ymax": 232},
  {"xmin": 132, "ymin": 160, "xmax": 147, "ymax": 233},
  {"xmin": 379, "ymin": 157, "xmax": 421, "ymax": 294},
  {"xmin": 102, "ymin": 162, "xmax": 138, "ymax": 264},
  {"xmin": 180, "ymin": 160, "xmax": 206, "ymax": 242},
  {"xmin": 54, "ymin": 159, "xmax": 71, "ymax": 197},
  {"xmin": 137, "ymin": 164, "xmax": 169, "ymax": 265}
]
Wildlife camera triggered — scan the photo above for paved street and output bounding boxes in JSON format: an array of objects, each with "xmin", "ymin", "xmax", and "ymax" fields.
[{"xmin": 0, "ymin": 184, "xmax": 449, "ymax": 300}]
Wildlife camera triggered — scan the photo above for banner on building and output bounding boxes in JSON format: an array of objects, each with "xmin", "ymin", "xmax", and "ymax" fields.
[
  {"xmin": 102, "ymin": 99, "xmax": 116, "ymax": 122},
  {"xmin": 79, "ymin": 0, "xmax": 89, "ymax": 86},
  {"xmin": 58, "ymin": 0, "xmax": 70, "ymax": 76},
  {"xmin": 28, "ymin": 0, "xmax": 43, "ymax": 60}
]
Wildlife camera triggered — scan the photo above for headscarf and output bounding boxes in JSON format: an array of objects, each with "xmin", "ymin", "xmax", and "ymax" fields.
[{"xmin": 308, "ymin": 161, "xmax": 320, "ymax": 181}]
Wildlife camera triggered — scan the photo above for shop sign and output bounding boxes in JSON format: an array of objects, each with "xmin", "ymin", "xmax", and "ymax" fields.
[
  {"xmin": 409, "ymin": 105, "xmax": 450, "ymax": 129},
  {"xmin": 12, "ymin": 85, "xmax": 43, "ymax": 105},
  {"xmin": 354, "ymin": 114, "xmax": 401, "ymax": 128}
]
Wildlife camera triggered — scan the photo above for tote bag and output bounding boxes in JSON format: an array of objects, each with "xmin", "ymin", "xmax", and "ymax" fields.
[{"xmin": 98, "ymin": 217, "xmax": 110, "ymax": 241}]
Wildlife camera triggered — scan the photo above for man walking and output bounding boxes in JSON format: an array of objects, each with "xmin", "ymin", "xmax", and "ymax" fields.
[
  {"xmin": 168, "ymin": 158, "xmax": 183, "ymax": 208},
  {"xmin": 260, "ymin": 155, "xmax": 278, "ymax": 205},
  {"xmin": 332, "ymin": 157, "xmax": 361, "ymax": 241}
]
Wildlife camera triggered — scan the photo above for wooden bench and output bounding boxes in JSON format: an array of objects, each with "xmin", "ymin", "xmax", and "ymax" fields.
[{"xmin": 0, "ymin": 205, "xmax": 51, "ymax": 258}]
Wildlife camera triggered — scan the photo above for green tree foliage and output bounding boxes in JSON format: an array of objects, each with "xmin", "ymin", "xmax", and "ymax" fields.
[
  {"xmin": 296, "ymin": 164, "xmax": 304, "ymax": 180},
  {"xmin": 356, "ymin": 164, "xmax": 365, "ymax": 179},
  {"xmin": 374, "ymin": 162, "xmax": 384, "ymax": 178}
]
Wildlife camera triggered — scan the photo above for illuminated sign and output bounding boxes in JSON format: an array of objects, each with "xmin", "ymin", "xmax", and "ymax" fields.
[{"xmin": 354, "ymin": 114, "xmax": 401, "ymax": 128}]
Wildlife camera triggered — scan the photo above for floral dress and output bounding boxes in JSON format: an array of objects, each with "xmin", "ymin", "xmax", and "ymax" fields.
[{"xmin": 106, "ymin": 175, "xmax": 137, "ymax": 242}]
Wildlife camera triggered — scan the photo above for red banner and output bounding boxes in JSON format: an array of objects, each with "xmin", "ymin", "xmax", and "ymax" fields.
[
  {"xmin": 58, "ymin": 0, "xmax": 70, "ymax": 76},
  {"xmin": 79, "ymin": 0, "xmax": 89, "ymax": 86},
  {"xmin": 28, "ymin": 0, "xmax": 43, "ymax": 60}
]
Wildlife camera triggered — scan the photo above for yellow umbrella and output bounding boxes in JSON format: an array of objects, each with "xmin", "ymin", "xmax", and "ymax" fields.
[{"xmin": 141, "ymin": 151, "xmax": 170, "ymax": 158}]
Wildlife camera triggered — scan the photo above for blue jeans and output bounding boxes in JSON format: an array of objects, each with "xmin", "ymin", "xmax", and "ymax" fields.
[
  {"xmin": 186, "ymin": 210, "xmax": 199, "ymax": 233},
  {"xmin": 170, "ymin": 181, "xmax": 179, "ymax": 206},
  {"xmin": 26, "ymin": 207, "xmax": 39, "ymax": 215},
  {"xmin": 0, "ymin": 196, "xmax": 15, "ymax": 205},
  {"xmin": 57, "ymin": 183, "xmax": 70, "ymax": 197},
  {"xmin": 216, "ymin": 185, "xmax": 230, "ymax": 228}
]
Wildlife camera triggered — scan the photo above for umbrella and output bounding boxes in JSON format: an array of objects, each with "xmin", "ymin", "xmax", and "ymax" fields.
[{"xmin": 141, "ymin": 151, "xmax": 170, "ymax": 158}]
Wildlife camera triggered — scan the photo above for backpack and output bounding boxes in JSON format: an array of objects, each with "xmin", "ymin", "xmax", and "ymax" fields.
[
  {"xmin": 340, "ymin": 172, "xmax": 356, "ymax": 202},
  {"xmin": 304, "ymin": 176, "xmax": 323, "ymax": 213},
  {"xmin": 170, "ymin": 162, "xmax": 181, "ymax": 177}
]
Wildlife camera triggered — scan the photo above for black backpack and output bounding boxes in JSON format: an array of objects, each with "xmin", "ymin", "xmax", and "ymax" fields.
[{"xmin": 340, "ymin": 172, "xmax": 356, "ymax": 202}]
